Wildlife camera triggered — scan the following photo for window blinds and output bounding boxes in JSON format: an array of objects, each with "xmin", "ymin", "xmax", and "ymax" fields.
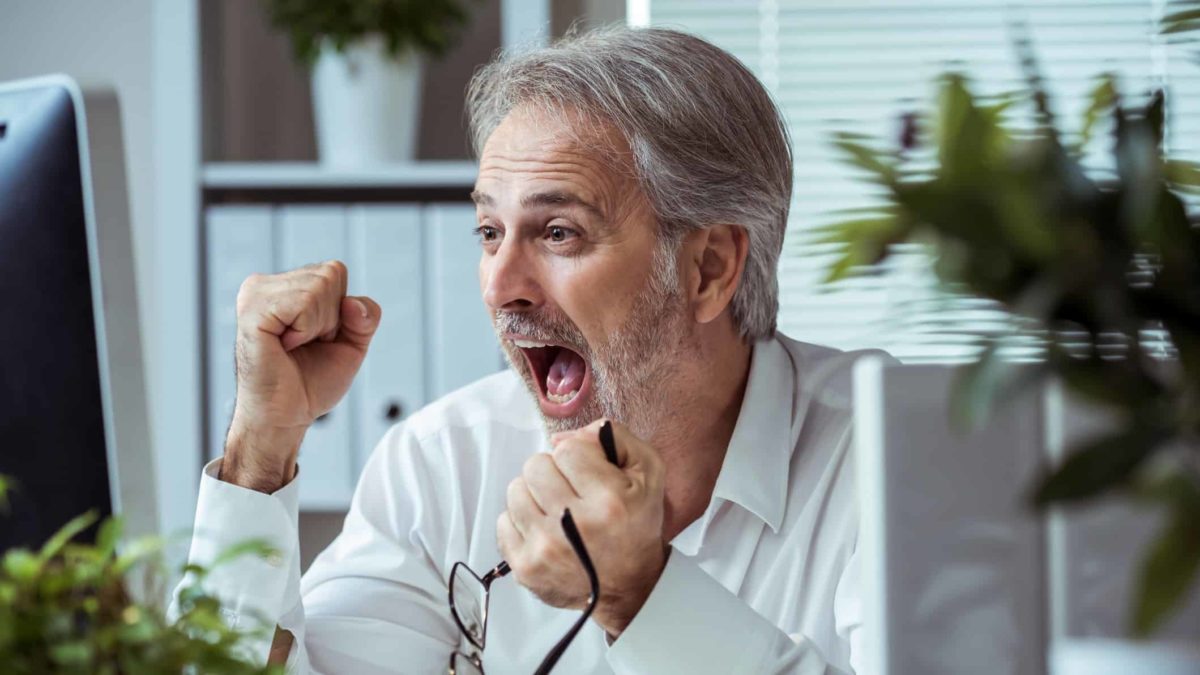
[{"xmin": 636, "ymin": 0, "xmax": 1186, "ymax": 362}]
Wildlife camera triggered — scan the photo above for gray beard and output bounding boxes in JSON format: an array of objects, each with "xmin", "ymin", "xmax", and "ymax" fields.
[{"xmin": 493, "ymin": 254, "xmax": 688, "ymax": 439}]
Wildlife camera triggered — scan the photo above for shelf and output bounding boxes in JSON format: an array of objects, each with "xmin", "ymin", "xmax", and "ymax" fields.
[
  {"xmin": 203, "ymin": 161, "xmax": 479, "ymax": 189},
  {"xmin": 202, "ymin": 161, "xmax": 479, "ymax": 204}
]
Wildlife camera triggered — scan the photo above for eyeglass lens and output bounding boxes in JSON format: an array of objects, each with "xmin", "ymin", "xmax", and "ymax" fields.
[
  {"xmin": 450, "ymin": 650, "xmax": 484, "ymax": 675},
  {"xmin": 450, "ymin": 564, "xmax": 488, "ymax": 649}
]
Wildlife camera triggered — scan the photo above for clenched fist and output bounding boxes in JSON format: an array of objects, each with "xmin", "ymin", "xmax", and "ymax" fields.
[
  {"xmin": 221, "ymin": 260, "xmax": 381, "ymax": 493},
  {"xmin": 497, "ymin": 419, "xmax": 669, "ymax": 637}
]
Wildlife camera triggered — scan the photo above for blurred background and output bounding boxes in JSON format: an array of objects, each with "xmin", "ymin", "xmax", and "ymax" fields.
[{"xmin": 2, "ymin": 1, "xmax": 1199, "ymax": 671}]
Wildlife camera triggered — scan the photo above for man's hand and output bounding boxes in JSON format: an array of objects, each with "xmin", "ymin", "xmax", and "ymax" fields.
[
  {"xmin": 497, "ymin": 419, "xmax": 669, "ymax": 637},
  {"xmin": 222, "ymin": 261, "xmax": 381, "ymax": 493}
]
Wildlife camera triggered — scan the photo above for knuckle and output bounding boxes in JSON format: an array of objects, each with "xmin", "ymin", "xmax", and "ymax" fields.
[
  {"xmin": 552, "ymin": 440, "xmax": 582, "ymax": 461},
  {"xmin": 235, "ymin": 274, "xmax": 264, "ymax": 314},
  {"xmin": 314, "ymin": 261, "xmax": 345, "ymax": 288},
  {"xmin": 496, "ymin": 514, "xmax": 514, "ymax": 552},
  {"xmin": 295, "ymin": 287, "xmax": 320, "ymax": 308},
  {"xmin": 522, "ymin": 453, "xmax": 550, "ymax": 479},
  {"xmin": 310, "ymin": 271, "xmax": 335, "ymax": 295},
  {"xmin": 506, "ymin": 477, "xmax": 525, "ymax": 504},
  {"xmin": 326, "ymin": 259, "xmax": 348, "ymax": 278}
]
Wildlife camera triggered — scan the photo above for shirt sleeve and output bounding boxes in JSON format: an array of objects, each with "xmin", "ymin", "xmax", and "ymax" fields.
[
  {"xmin": 172, "ymin": 422, "xmax": 460, "ymax": 675},
  {"xmin": 605, "ymin": 551, "xmax": 852, "ymax": 675},
  {"xmin": 170, "ymin": 456, "xmax": 304, "ymax": 667}
]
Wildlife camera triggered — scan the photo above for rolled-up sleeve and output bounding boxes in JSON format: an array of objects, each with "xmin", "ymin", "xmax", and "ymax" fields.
[{"xmin": 606, "ymin": 551, "xmax": 850, "ymax": 674}]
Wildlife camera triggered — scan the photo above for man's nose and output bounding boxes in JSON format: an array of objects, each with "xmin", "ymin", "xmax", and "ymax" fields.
[{"xmin": 481, "ymin": 239, "xmax": 543, "ymax": 312}]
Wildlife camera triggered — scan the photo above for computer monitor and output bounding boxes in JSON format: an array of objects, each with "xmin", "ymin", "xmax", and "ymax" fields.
[
  {"xmin": 0, "ymin": 75, "xmax": 156, "ymax": 551},
  {"xmin": 851, "ymin": 359, "xmax": 1200, "ymax": 674}
]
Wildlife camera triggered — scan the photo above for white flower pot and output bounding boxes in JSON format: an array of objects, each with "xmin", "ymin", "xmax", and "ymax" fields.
[
  {"xmin": 311, "ymin": 37, "xmax": 422, "ymax": 166},
  {"xmin": 1052, "ymin": 638, "xmax": 1200, "ymax": 675}
]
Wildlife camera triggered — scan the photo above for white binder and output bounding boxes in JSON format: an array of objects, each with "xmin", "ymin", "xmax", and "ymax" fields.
[
  {"xmin": 424, "ymin": 204, "xmax": 504, "ymax": 398},
  {"xmin": 205, "ymin": 206, "xmax": 274, "ymax": 463},
  {"xmin": 276, "ymin": 205, "xmax": 355, "ymax": 509},
  {"xmin": 348, "ymin": 205, "xmax": 426, "ymax": 475}
]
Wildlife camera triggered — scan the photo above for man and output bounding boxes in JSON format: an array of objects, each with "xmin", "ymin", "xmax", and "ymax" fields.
[{"xmin": 183, "ymin": 26, "xmax": 876, "ymax": 674}]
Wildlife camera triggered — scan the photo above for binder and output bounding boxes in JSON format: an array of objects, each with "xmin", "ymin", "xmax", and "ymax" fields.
[
  {"xmin": 205, "ymin": 206, "xmax": 274, "ymax": 463},
  {"xmin": 424, "ymin": 204, "xmax": 505, "ymax": 398},
  {"xmin": 276, "ymin": 205, "xmax": 354, "ymax": 509},
  {"xmin": 348, "ymin": 205, "xmax": 426, "ymax": 475}
]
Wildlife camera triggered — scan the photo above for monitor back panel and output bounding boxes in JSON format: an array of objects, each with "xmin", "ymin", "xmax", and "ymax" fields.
[{"xmin": 0, "ymin": 81, "xmax": 112, "ymax": 550}]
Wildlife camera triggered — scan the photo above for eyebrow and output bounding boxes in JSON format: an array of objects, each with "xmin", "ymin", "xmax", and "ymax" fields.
[{"xmin": 471, "ymin": 189, "xmax": 607, "ymax": 221}]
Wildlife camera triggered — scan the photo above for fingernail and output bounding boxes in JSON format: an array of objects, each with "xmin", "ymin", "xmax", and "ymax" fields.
[{"xmin": 351, "ymin": 298, "xmax": 369, "ymax": 318}]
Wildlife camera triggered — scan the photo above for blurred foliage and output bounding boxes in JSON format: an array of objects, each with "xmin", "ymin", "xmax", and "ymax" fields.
[
  {"xmin": 818, "ymin": 14, "xmax": 1200, "ymax": 637},
  {"xmin": 0, "ymin": 475, "xmax": 282, "ymax": 674},
  {"xmin": 262, "ymin": 0, "xmax": 481, "ymax": 66}
]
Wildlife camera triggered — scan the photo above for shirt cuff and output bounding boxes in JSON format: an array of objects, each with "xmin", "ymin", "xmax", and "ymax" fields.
[
  {"xmin": 185, "ymin": 458, "xmax": 302, "ymax": 653},
  {"xmin": 605, "ymin": 550, "xmax": 773, "ymax": 675}
]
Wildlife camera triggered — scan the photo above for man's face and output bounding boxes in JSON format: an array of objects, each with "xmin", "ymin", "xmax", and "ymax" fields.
[{"xmin": 473, "ymin": 107, "xmax": 690, "ymax": 437}]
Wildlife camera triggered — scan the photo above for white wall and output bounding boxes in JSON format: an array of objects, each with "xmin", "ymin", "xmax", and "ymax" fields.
[
  {"xmin": 0, "ymin": 2, "xmax": 156, "ymax": 363},
  {"xmin": 0, "ymin": 2, "xmax": 181, "ymax": 535}
]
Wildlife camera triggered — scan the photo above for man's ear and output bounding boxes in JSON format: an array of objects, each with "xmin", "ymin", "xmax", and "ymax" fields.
[{"xmin": 683, "ymin": 224, "xmax": 749, "ymax": 325}]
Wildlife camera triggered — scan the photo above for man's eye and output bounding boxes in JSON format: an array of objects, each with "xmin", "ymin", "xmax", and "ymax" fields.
[
  {"xmin": 546, "ymin": 225, "xmax": 578, "ymax": 243},
  {"xmin": 474, "ymin": 225, "xmax": 500, "ymax": 243}
]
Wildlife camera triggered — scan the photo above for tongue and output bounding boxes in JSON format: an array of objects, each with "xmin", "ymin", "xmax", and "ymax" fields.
[{"xmin": 546, "ymin": 348, "xmax": 586, "ymax": 397}]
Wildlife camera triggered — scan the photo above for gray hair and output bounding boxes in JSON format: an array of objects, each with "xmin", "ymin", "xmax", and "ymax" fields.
[{"xmin": 466, "ymin": 26, "xmax": 793, "ymax": 340}]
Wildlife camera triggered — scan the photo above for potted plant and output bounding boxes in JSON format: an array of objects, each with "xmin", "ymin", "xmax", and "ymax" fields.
[
  {"xmin": 816, "ymin": 12, "xmax": 1200, "ymax": 673},
  {"xmin": 0, "ymin": 478, "xmax": 281, "ymax": 673},
  {"xmin": 263, "ymin": 0, "xmax": 479, "ymax": 166}
]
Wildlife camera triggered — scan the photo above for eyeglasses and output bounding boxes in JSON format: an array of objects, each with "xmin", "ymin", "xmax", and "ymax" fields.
[{"xmin": 448, "ymin": 508, "xmax": 599, "ymax": 675}]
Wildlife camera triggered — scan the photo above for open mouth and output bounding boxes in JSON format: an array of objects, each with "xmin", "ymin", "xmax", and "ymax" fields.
[{"xmin": 511, "ymin": 337, "xmax": 592, "ymax": 416}]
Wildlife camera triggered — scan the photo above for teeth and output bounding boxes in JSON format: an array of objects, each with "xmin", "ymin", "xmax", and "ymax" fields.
[
  {"xmin": 513, "ymin": 339, "xmax": 550, "ymax": 349},
  {"xmin": 546, "ymin": 390, "xmax": 579, "ymax": 404}
]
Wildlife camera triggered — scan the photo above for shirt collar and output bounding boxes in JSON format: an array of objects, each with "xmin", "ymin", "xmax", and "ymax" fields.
[{"xmin": 709, "ymin": 336, "xmax": 797, "ymax": 535}]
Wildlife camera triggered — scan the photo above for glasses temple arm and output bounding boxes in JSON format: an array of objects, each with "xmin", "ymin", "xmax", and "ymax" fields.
[
  {"xmin": 533, "ymin": 509, "xmax": 600, "ymax": 675},
  {"xmin": 481, "ymin": 560, "xmax": 511, "ymax": 585}
]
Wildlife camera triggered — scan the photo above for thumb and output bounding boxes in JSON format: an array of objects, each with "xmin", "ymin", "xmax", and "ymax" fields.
[
  {"xmin": 568, "ymin": 418, "xmax": 660, "ymax": 475},
  {"xmin": 337, "ymin": 296, "xmax": 382, "ymax": 348},
  {"xmin": 605, "ymin": 419, "xmax": 659, "ymax": 475}
]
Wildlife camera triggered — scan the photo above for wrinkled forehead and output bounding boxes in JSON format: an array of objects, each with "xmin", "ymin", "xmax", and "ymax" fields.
[{"xmin": 476, "ymin": 105, "xmax": 643, "ymax": 220}]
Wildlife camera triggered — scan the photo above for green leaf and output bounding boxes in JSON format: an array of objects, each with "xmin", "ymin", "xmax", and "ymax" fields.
[
  {"xmin": 1165, "ymin": 159, "xmax": 1200, "ymax": 191},
  {"xmin": 2, "ymin": 549, "xmax": 41, "ymax": 583},
  {"xmin": 1162, "ymin": 5, "xmax": 1200, "ymax": 28},
  {"xmin": 1162, "ymin": 17, "xmax": 1200, "ymax": 35},
  {"xmin": 262, "ymin": 0, "xmax": 483, "ymax": 66},
  {"xmin": 1130, "ymin": 470, "xmax": 1200, "ymax": 636},
  {"xmin": 1076, "ymin": 74, "xmax": 1117, "ymax": 153},
  {"xmin": 812, "ymin": 216, "xmax": 900, "ymax": 247},
  {"xmin": 935, "ymin": 73, "xmax": 1010, "ymax": 183},
  {"xmin": 95, "ymin": 518, "xmax": 123, "ymax": 558},
  {"xmin": 951, "ymin": 342, "xmax": 1047, "ymax": 430},
  {"xmin": 113, "ymin": 536, "xmax": 166, "ymax": 574},
  {"xmin": 49, "ymin": 640, "xmax": 94, "ymax": 667},
  {"xmin": 1032, "ymin": 428, "xmax": 1168, "ymax": 506},
  {"xmin": 212, "ymin": 538, "xmax": 281, "ymax": 569},
  {"xmin": 39, "ymin": 510, "xmax": 99, "ymax": 562},
  {"xmin": 0, "ymin": 474, "xmax": 12, "ymax": 514},
  {"xmin": 830, "ymin": 134, "xmax": 897, "ymax": 181}
]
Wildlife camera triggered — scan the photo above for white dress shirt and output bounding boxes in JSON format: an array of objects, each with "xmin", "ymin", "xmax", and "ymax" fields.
[{"xmin": 181, "ymin": 333, "xmax": 877, "ymax": 674}]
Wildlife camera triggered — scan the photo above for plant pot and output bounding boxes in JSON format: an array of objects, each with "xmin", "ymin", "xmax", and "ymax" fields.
[
  {"xmin": 311, "ymin": 37, "xmax": 422, "ymax": 166},
  {"xmin": 1051, "ymin": 638, "xmax": 1200, "ymax": 675}
]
